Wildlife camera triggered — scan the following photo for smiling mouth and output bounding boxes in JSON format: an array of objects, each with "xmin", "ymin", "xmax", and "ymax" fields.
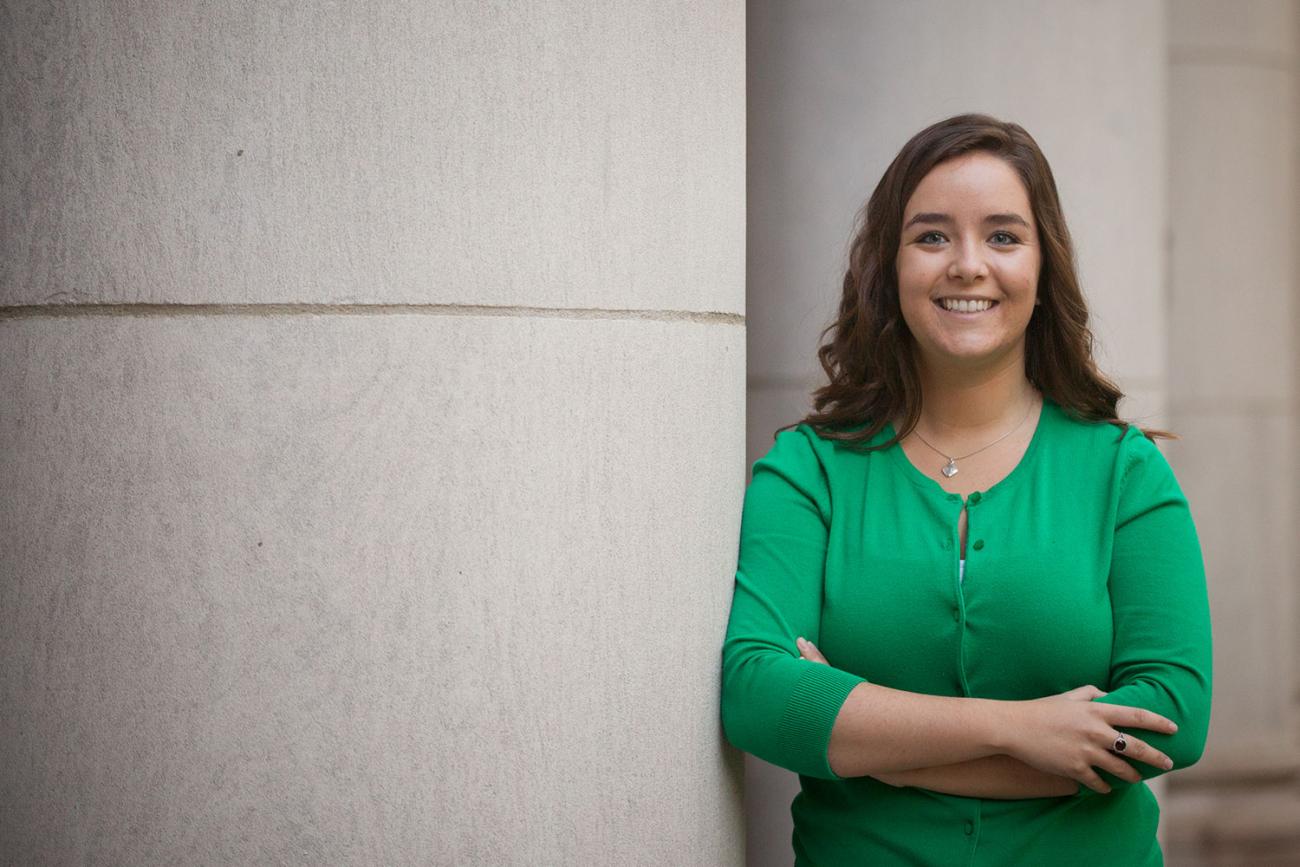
[{"xmin": 933, "ymin": 299, "xmax": 999, "ymax": 316}]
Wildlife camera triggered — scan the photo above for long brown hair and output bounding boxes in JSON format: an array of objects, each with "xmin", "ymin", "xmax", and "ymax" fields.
[{"xmin": 780, "ymin": 112, "xmax": 1176, "ymax": 449}]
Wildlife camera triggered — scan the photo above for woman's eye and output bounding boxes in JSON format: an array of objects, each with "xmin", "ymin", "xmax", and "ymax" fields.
[
  {"xmin": 991, "ymin": 231, "xmax": 1020, "ymax": 245},
  {"xmin": 917, "ymin": 231, "xmax": 944, "ymax": 244}
]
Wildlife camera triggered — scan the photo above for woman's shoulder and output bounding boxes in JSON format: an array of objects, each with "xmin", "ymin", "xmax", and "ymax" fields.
[
  {"xmin": 753, "ymin": 423, "xmax": 826, "ymax": 479},
  {"xmin": 1045, "ymin": 398, "xmax": 1145, "ymax": 450},
  {"xmin": 781, "ymin": 417, "xmax": 895, "ymax": 464},
  {"xmin": 754, "ymin": 417, "xmax": 886, "ymax": 482},
  {"xmin": 746, "ymin": 424, "xmax": 841, "ymax": 519},
  {"xmin": 1046, "ymin": 400, "xmax": 1179, "ymax": 491},
  {"xmin": 790, "ymin": 414, "xmax": 892, "ymax": 445}
]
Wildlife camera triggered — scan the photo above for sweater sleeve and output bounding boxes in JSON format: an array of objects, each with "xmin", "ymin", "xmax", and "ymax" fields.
[
  {"xmin": 1085, "ymin": 428, "xmax": 1213, "ymax": 794},
  {"xmin": 719, "ymin": 426, "xmax": 868, "ymax": 780}
]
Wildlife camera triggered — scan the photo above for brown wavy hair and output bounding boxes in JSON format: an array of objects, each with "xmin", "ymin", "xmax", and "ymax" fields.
[{"xmin": 779, "ymin": 112, "xmax": 1176, "ymax": 449}]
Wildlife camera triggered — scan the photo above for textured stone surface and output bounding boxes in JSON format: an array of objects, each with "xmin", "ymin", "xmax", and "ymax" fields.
[
  {"xmin": 0, "ymin": 1, "xmax": 744, "ymax": 313},
  {"xmin": 3, "ymin": 0, "xmax": 746, "ymax": 862},
  {"xmin": 0, "ymin": 313, "xmax": 746, "ymax": 864}
]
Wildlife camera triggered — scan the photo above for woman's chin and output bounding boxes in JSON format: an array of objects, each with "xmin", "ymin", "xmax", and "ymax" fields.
[{"xmin": 920, "ymin": 339, "xmax": 1022, "ymax": 369}]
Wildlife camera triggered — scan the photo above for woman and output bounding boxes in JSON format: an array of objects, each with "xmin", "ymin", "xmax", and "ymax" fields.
[{"xmin": 719, "ymin": 114, "xmax": 1213, "ymax": 866}]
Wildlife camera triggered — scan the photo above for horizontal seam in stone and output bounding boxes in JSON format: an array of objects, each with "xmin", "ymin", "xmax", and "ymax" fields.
[{"xmin": 0, "ymin": 303, "xmax": 745, "ymax": 325}]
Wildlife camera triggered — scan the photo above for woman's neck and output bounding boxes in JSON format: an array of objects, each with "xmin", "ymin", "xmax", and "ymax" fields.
[{"xmin": 911, "ymin": 355, "xmax": 1038, "ymax": 437}]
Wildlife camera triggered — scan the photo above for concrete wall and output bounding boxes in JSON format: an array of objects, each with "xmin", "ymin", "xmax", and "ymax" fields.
[{"xmin": 0, "ymin": 2, "xmax": 747, "ymax": 864}]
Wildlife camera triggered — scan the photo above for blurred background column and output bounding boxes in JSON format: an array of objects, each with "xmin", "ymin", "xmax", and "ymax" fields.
[
  {"xmin": 0, "ymin": 2, "xmax": 746, "ymax": 864},
  {"xmin": 1160, "ymin": 1, "xmax": 1300, "ymax": 863}
]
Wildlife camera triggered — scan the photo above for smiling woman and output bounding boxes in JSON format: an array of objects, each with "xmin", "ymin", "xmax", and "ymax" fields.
[{"xmin": 719, "ymin": 113, "xmax": 1213, "ymax": 867}]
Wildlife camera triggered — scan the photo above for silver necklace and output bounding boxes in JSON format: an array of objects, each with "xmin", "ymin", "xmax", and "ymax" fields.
[{"xmin": 910, "ymin": 393, "xmax": 1037, "ymax": 479}]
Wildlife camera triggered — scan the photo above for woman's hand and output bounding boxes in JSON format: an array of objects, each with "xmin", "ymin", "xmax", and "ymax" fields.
[
  {"xmin": 796, "ymin": 637, "xmax": 904, "ymax": 787},
  {"xmin": 997, "ymin": 685, "xmax": 1178, "ymax": 794},
  {"xmin": 795, "ymin": 636, "xmax": 829, "ymax": 665}
]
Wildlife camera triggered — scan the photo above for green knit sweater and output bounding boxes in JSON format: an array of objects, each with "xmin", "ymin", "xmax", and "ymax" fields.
[{"xmin": 720, "ymin": 395, "xmax": 1213, "ymax": 866}]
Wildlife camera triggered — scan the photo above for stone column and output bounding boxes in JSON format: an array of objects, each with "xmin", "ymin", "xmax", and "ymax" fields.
[{"xmin": 0, "ymin": 3, "xmax": 746, "ymax": 864}]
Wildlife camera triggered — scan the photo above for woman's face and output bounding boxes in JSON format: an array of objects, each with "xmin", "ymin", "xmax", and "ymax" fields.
[{"xmin": 895, "ymin": 151, "xmax": 1041, "ymax": 376}]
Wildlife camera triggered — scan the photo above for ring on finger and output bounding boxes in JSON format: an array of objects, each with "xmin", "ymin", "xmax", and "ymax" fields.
[{"xmin": 1108, "ymin": 731, "xmax": 1128, "ymax": 754}]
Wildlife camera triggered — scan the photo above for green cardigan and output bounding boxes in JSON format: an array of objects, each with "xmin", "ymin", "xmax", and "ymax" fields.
[{"xmin": 720, "ymin": 395, "xmax": 1213, "ymax": 866}]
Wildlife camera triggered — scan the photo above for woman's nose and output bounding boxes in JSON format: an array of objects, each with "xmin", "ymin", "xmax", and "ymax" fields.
[{"xmin": 947, "ymin": 242, "xmax": 989, "ymax": 282}]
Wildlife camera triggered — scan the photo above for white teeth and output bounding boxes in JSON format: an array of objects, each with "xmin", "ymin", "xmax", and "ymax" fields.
[{"xmin": 938, "ymin": 298, "xmax": 995, "ymax": 313}]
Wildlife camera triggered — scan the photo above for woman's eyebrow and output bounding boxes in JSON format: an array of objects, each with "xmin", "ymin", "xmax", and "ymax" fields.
[{"xmin": 903, "ymin": 212, "xmax": 1032, "ymax": 230}]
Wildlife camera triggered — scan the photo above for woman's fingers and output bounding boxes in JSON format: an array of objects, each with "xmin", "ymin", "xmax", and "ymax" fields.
[
  {"xmin": 1094, "ymin": 750, "xmax": 1144, "ymax": 785},
  {"xmin": 796, "ymin": 636, "xmax": 829, "ymax": 665},
  {"xmin": 1078, "ymin": 767, "xmax": 1112, "ymax": 795},
  {"xmin": 1066, "ymin": 684, "xmax": 1108, "ymax": 701},
  {"xmin": 1097, "ymin": 705, "xmax": 1177, "ymax": 770},
  {"xmin": 1105, "ymin": 703, "xmax": 1178, "ymax": 735},
  {"xmin": 1104, "ymin": 730, "xmax": 1174, "ymax": 772},
  {"xmin": 1077, "ymin": 748, "xmax": 1146, "ymax": 792}
]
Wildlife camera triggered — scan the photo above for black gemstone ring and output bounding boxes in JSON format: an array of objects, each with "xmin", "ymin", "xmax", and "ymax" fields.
[{"xmin": 1110, "ymin": 732, "xmax": 1128, "ymax": 753}]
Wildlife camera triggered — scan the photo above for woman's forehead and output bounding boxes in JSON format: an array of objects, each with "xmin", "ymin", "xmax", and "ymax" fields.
[{"xmin": 904, "ymin": 156, "xmax": 1033, "ymax": 224}]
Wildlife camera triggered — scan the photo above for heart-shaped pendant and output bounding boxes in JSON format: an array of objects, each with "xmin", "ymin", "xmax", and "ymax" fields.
[{"xmin": 941, "ymin": 459, "xmax": 958, "ymax": 478}]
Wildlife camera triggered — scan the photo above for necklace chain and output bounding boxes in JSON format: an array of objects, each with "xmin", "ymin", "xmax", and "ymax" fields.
[{"xmin": 910, "ymin": 390, "xmax": 1038, "ymax": 479}]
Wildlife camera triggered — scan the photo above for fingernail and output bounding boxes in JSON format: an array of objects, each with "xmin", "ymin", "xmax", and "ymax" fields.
[
  {"xmin": 1164, "ymin": 759, "xmax": 1174, "ymax": 769},
  {"xmin": 796, "ymin": 637, "xmax": 805, "ymax": 646}
]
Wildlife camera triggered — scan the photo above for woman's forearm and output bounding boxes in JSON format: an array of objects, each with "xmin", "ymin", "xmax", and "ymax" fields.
[
  {"xmin": 875, "ymin": 755, "xmax": 1079, "ymax": 799},
  {"xmin": 827, "ymin": 682, "xmax": 1011, "ymax": 778}
]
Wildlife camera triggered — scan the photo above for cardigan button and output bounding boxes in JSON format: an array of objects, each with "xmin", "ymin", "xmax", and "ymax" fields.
[
  {"xmin": 968, "ymin": 491, "xmax": 982, "ymax": 504},
  {"xmin": 973, "ymin": 539, "xmax": 985, "ymax": 550},
  {"xmin": 963, "ymin": 820, "xmax": 974, "ymax": 835}
]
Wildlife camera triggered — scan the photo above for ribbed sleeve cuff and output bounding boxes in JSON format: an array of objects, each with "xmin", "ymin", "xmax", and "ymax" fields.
[{"xmin": 774, "ymin": 662, "xmax": 867, "ymax": 780}]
